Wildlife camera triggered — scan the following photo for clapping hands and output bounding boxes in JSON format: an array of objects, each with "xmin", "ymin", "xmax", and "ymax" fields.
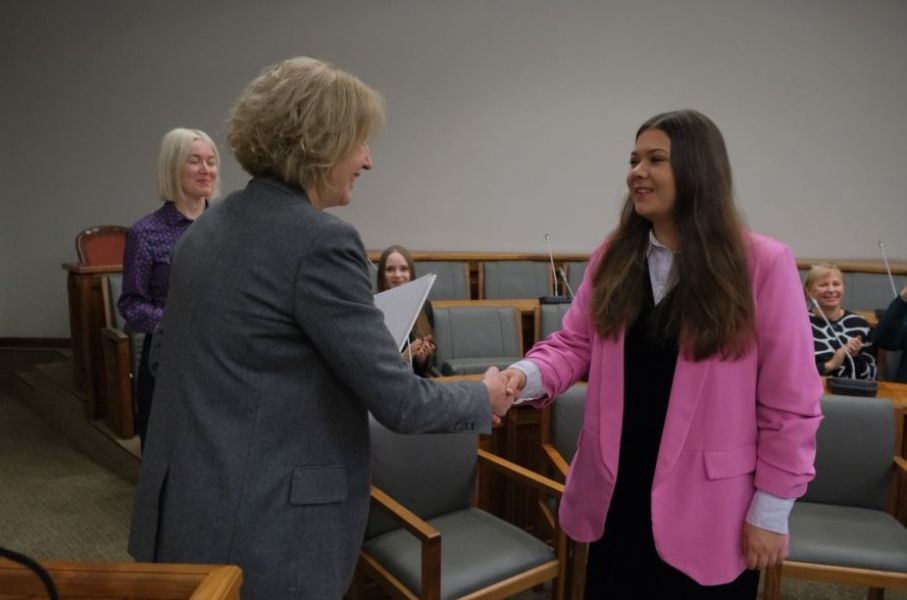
[{"xmin": 401, "ymin": 336, "xmax": 436, "ymax": 367}]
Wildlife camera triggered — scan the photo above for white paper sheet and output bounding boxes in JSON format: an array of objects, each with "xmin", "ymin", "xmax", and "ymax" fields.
[{"xmin": 373, "ymin": 274, "xmax": 436, "ymax": 351}]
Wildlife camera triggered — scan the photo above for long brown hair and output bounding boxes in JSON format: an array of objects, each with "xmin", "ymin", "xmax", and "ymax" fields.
[
  {"xmin": 377, "ymin": 245, "xmax": 433, "ymax": 340},
  {"xmin": 591, "ymin": 110, "xmax": 754, "ymax": 361}
]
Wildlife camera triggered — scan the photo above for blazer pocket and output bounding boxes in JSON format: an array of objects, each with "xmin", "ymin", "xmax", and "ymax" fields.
[
  {"xmin": 703, "ymin": 445, "xmax": 757, "ymax": 481},
  {"xmin": 289, "ymin": 465, "xmax": 348, "ymax": 505}
]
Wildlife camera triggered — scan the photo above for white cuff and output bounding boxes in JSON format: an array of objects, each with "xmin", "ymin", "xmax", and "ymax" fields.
[
  {"xmin": 745, "ymin": 490, "xmax": 794, "ymax": 534},
  {"xmin": 509, "ymin": 360, "xmax": 544, "ymax": 403}
]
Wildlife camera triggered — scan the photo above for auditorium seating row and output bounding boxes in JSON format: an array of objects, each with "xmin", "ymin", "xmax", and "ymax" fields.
[
  {"xmin": 94, "ymin": 279, "xmax": 567, "ymax": 436},
  {"xmin": 69, "ymin": 249, "xmax": 907, "ymax": 439},
  {"xmin": 364, "ymin": 250, "xmax": 907, "ymax": 314}
]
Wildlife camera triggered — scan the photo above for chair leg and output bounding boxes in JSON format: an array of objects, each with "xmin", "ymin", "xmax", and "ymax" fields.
[
  {"xmin": 762, "ymin": 564, "xmax": 782, "ymax": 600},
  {"xmin": 570, "ymin": 542, "xmax": 588, "ymax": 600},
  {"xmin": 553, "ymin": 531, "xmax": 567, "ymax": 600},
  {"xmin": 868, "ymin": 588, "xmax": 885, "ymax": 600}
]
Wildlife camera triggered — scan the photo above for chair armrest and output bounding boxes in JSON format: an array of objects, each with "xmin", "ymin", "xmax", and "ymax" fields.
[
  {"xmin": 477, "ymin": 448, "xmax": 564, "ymax": 498},
  {"xmin": 894, "ymin": 455, "xmax": 907, "ymax": 477},
  {"xmin": 369, "ymin": 485, "xmax": 440, "ymax": 545},
  {"xmin": 367, "ymin": 485, "xmax": 442, "ymax": 600},
  {"xmin": 102, "ymin": 326, "xmax": 129, "ymax": 342},
  {"xmin": 541, "ymin": 442, "xmax": 570, "ymax": 478}
]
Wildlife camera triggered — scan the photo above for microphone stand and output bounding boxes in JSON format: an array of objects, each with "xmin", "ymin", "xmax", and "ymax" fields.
[
  {"xmin": 539, "ymin": 233, "xmax": 571, "ymax": 304},
  {"xmin": 878, "ymin": 241, "xmax": 899, "ymax": 299}
]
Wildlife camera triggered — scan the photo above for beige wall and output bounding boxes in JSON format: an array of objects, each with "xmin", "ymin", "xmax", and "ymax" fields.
[{"xmin": 2, "ymin": 0, "xmax": 906, "ymax": 337}]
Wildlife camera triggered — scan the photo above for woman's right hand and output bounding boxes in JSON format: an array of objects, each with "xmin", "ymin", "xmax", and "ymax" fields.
[{"xmin": 501, "ymin": 367, "xmax": 527, "ymax": 398}]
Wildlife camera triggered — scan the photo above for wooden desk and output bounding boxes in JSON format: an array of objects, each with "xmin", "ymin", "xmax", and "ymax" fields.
[
  {"xmin": 63, "ymin": 262, "xmax": 121, "ymax": 418},
  {"xmin": 0, "ymin": 559, "xmax": 241, "ymax": 600},
  {"xmin": 432, "ymin": 298, "xmax": 539, "ymax": 317}
]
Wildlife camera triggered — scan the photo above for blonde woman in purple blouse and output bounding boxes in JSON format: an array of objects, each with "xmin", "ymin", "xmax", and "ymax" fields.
[{"xmin": 118, "ymin": 128, "xmax": 220, "ymax": 449}]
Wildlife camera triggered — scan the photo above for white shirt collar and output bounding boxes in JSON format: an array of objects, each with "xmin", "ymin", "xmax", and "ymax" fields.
[{"xmin": 646, "ymin": 230, "xmax": 676, "ymax": 304}]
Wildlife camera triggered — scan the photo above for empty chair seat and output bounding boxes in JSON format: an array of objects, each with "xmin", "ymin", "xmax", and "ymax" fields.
[
  {"xmin": 764, "ymin": 393, "xmax": 907, "ymax": 599},
  {"xmin": 565, "ymin": 261, "xmax": 588, "ymax": 295},
  {"xmin": 481, "ymin": 261, "xmax": 552, "ymax": 299},
  {"xmin": 414, "ymin": 261, "xmax": 470, "ymax": 300},
  {"xmin": 845, "ymin": 272, "xmax": 907, "ymax": 312},
  {"xmin": 537, "ymin": 302, "xmax": 572, "ymax": 341},
  {"xmin": 432, "ymin": 305, "xmax": 523, "ymax": 375},
  {"xmin": 356, "ymin": 415, "xmax": 566, "ymax": 600}
]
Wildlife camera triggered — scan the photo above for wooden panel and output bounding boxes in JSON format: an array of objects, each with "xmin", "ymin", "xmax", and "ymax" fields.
[
  {"xmin": 797, "ymin": 258, "xmax": 907, "ymax": 276},
  {"xmin": 367, "ymin": 251, "xmax": 592, "ymax": 262},
  {"xmin": 63, "ymin": 263, "xmax": 121, "ymax": 419},
  {"xmin": 0, "ymin": 560, "xmax": 241, "ymax": 600}
]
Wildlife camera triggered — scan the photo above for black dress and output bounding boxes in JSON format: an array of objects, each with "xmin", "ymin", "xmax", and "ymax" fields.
[{"xmin": 584, "ymin": 282, "xmax": 759, "ymax": 599}]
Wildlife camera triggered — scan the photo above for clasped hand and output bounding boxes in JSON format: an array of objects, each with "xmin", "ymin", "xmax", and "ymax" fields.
[{"xmin": 481, "ymin": 367, "xmax": 527, "ymax": 426}]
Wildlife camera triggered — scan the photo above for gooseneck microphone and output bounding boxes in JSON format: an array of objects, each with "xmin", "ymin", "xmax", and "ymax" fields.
[
  {"xmin": 878, "ymin": 240, "xmax": 899, "ymax": 298},
  {"xmin": 544, "ymin": 233, "xmax": 559, "ymax": 296},
  {"xmin": 539, "ymin": 234, "xmax": 571, "ymax": 304},
  {"xmin": 558, "ymin": 267, "xmax": 576, "ymax": 300}
]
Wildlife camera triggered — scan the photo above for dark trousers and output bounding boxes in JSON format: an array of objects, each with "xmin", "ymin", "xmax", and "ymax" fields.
[
  {"xmin": 584, "ymin": 529, "xmax": 760, "ymax": 599},
  {"xmin": 135, "ymin": 333, "xmax": 155, "ymax": 452}
]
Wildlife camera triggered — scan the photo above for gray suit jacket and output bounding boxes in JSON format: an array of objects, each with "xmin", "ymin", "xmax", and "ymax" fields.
[{"xmin": 128, "ymin": 177, "xmax": 491, "ymax": 599}]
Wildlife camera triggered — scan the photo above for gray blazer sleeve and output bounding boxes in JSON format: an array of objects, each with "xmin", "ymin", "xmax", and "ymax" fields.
[{"xmin": 293, "ymin": 218, "xmax": 492, "ymax": 434}]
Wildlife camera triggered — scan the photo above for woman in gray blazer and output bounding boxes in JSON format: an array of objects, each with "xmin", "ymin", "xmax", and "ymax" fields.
[{"xmin": 128, "ymin": 56, "xmax": 512, "ymax": 599}]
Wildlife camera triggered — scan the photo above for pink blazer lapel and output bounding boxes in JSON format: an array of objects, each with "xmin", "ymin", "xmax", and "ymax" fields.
[{"xmin": 653, "ymin": 352, "xmax": 712, "ymax": 483}]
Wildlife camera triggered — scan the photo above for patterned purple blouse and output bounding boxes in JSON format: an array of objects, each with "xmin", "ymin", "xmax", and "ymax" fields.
[{"xmin": 118, "ymin": 202, "xmax": 199, "ymax": 333}]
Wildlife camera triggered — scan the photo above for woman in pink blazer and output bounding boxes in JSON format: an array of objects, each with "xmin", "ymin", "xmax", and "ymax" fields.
[{"xmin": 504, "ymin": 110, "xmax": 822, "ymax": 598}]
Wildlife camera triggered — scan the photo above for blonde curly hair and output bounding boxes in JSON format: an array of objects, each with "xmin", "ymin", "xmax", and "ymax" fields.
[{"xmin": 228, "ymin": 57, "xmax": 384, "ymax": 196}]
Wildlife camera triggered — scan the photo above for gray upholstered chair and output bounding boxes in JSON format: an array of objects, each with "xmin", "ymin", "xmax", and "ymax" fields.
[
  {"xmin": 763, "ymin": 394, "xmax": 907, "ymax": 600},
  {"xmin": 565, "ymin": 261, "xmax": 588, "ymax": 296},
  {"xmin": 352, "ymin": 415, "xmax": 566, "ymax": 600},
  {"xmin": 100, "ymin": 274, "xmax": 143, "ymax": 438},
  {"xmin": 480, "ymin": 261, "xmax": 553, "ymax": 299},
  {"xmin": 432, "ymin": 306, "xmax": 523, "ymax": 376},
  {"xmin": 414, "ymin": 261, "xmax": 471, "ymax": 300},
  {"xmin": 537, "ymin": 383, "xmax": 588, "ymax": 600},
  {"xmin": 845, "ymin": 272, "xmax": 906, "ymax": 312},
  {"xmin": 535, "ymin": 302, "xmax": 572, "ymax": 342}
]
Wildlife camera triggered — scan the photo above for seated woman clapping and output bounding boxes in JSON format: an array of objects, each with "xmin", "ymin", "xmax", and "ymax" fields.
[
  {"xmin": 805, "ymin": 263, "xmax": 876, "ymax": 380},
  {"xmin": 377, "ymin": 245, "xmax": 436, "ymax": 377}
]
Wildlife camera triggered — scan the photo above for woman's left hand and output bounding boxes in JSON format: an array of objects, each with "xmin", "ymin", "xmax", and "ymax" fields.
[{"xmin": 742, "ymin": 522, "xmax": 787, "ymax": 570}]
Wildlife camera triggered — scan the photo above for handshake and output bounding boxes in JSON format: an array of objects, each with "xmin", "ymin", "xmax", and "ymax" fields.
[{"xmin": 481, "ymin": 366, "xmax": 528, "ymax": 426}]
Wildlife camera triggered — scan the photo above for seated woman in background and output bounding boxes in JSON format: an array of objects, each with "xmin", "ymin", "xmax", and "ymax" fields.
[
  {"xmin": 872, "ymin": 283, "xmax": 907, "ymax": 382},
  {"xmin": 377, "ymin": 245, "xmax": 436, "ymax": 377},
  {"xmin": 118, "ymin": 128, "xmax": 220, "ymax": 448},
  {"xmin": 804, "ymin": 263, "xmax": 876, "ymax": 380}
]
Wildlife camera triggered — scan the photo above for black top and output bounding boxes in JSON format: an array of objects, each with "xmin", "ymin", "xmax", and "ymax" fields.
[
  {"xmin": 605, "ymin": 281, "xmax": 679, "ymax": 535},
  {"xmin": 872, "ymin": 296, "xmax": 907, "ymax": 382}
]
